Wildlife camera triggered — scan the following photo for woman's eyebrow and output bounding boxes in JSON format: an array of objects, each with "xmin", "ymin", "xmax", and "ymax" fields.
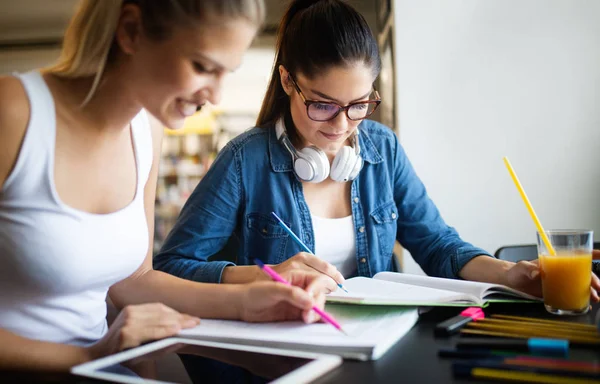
[{"xmin": 309, "ymin": 89, "xmax": 372, "ymax": 104}]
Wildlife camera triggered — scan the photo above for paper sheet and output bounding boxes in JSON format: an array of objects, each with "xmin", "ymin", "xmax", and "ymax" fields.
[{"xmin": 179, "ymin": 304, "xmax": 418, "ymax": 348}]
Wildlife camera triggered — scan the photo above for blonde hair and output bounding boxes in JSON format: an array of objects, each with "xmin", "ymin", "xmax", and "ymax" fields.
[{"xmin": 48, "ymin": 0, "xmax": 265, "ymax": 105}]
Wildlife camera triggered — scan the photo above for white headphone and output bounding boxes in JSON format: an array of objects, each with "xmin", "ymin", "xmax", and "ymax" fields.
[{"xmin": 275, "ymin": 118, "xmax": 363, "ymax": 183}]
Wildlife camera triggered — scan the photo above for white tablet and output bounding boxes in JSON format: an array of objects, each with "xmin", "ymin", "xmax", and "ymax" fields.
[{"xmin": 71, "ymin": 337, "xmax": 342, "ymax": 384}]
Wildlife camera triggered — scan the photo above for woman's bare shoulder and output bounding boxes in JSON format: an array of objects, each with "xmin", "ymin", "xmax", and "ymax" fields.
[{"xmin": 0, "ymin": 75, "xmax": 30, "ymax": 188}]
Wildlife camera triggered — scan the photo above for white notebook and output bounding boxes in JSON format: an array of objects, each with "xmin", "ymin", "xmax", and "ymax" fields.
[
  {"xmin": 327, "ymin": 272, "xmax": 541, "ymax": 307},
  {"xmin": 179, "ymin": 304, "xmax": 419, "ymax": 361}
]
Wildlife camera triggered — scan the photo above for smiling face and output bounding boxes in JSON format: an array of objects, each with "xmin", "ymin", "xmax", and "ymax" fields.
[
  {"xmin": 126, "ymin": 18, "xmax": 257, "ymax": 129},
  {"xmin": 280, "ymin": 63, "xmax": 377, "ymax": 155}
]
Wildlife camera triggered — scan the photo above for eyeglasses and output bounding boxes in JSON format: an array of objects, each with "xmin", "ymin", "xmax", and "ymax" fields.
[{"xmin": 288, "ymin": 74, "xmax": 381, "ymax": 122}]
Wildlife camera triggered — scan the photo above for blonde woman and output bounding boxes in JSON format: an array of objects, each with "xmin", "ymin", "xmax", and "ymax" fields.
[{"xmin": 0, "ymin": 0, "xmax": 333, "ymax": 372}]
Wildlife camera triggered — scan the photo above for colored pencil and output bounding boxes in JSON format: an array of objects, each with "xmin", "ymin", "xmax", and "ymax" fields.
[
  {"xmin": 453, "ymin": 362, "xmax": 600, "ymax": 383},
  {"xmin": 477, "ymin": 318, "xmax": 597, "ymax": 335},
  {"xmin": 270, "ymin": 212, "xmax": 350, "ymax": 293},
  {"xmin": 440, "ymin": 348, "xmax": 600, "ymax": 373},
  {"xmin": 456, "ymin": 338, "xmax": 568, "ymax": 357},
  {"xmin": 467, "ymin": 321, "xmax": 599, "ymax": 338},
  {"xmin": 460, "ymin": 328, "xmax": 600, "ymax": 345},
  {"xmin": 253, "ymin": 258, "xmax": 348, "ymax": 335},
  {"xmin": 491, "ymin": 314, "xmax": 596, "ymax": 330}
]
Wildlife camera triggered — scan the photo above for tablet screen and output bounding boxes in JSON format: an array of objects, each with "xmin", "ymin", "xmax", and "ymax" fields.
[{"xmin": 73, "ymin": 338, "xmax": 341, "ymax": 384}]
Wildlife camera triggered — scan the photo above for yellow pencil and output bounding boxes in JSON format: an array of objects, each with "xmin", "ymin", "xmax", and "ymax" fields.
[
  {"xmin": 467, "ymin": 322, "xmax": 600, "ymax": 340},
  {"xmin": 491, "ymin": 314, "xmax": 596, "ymax": 330},
  {"xmin": 467, "ymin": 367, "xmax": 600, "ymax": 384},
  {"xmin": 476, "ymin": 319, "xmax": 598, "ymax": 335}
]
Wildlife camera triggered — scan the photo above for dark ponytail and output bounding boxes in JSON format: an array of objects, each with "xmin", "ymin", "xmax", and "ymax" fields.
[{"xmin": 256, "ymin": 0, "xmax": 381, "ymax": 127}]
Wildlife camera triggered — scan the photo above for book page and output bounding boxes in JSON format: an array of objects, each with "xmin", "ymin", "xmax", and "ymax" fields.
[
  {"xmin": 179, "ymin": 304, "xmax": 418, "ymax": 349},
  {"xmin": 373, "ymin": 272, "xmax": 540, "ymax": 301},
  {"xmin": 327, "ymin": 277, "xmax": 481, "ymax": 305},
  {"xmin": 374, "ymin": 272, "xmax": 492, "ymax": 297}
]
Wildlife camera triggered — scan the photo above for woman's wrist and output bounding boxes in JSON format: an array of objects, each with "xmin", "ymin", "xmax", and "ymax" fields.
[
  {"xmin": 82, "ymin": 343, "xmax": 102, "ymax": 364},
  {"xmin": 221, "ymin": 265, "xmax": 265, "ymax": 284},
  {"xmin": 459, "ymin": 255, "xmax": 514, "ymax": 286},
  {"xmin": 229, "ymin": 284, "xmax": 247, "ymax": 320}
]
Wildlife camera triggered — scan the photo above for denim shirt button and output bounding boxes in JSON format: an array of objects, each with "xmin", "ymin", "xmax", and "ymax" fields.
[
  {"xmin": 360, "ymin": 257, "xmax": 367, "ymax": 263},
  {"xmin": 358, "ymin": 226, "xmax": 365, "ymax": 233},
  {"xmin": 391, "ymin": 213, "xmax": 397, "ymax": 219},
  {"xmin": 353, "ymin": 197, "xmax": 359, "ymax": 203}
]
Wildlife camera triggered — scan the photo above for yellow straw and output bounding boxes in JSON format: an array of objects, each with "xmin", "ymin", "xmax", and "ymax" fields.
[{"xmin": 503, "ymin": 157, "xmax": 556, "ymax": 256}]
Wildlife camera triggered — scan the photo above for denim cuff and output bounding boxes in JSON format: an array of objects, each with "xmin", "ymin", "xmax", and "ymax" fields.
[
  {"xmin": 191, "ymin": 261, "xmax": 235, "ymax": 284},
  {"xmin": 451, "ymin": 247, "xmax": 494, "ymax": 279}
]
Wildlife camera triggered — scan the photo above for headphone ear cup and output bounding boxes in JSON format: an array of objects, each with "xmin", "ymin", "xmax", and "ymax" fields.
[
  {"xmin": 348, "ymin": 155, "xmax": 363, "ymax": 181},
  {"xmin": 298, "ymin": 146, "xmax": 329, "ymax": 183},
  {"xmin": 330, "ymin": 146, "xmax": 354, "ymax": 182},
  {"xmin": 293, "ymin": 156, "xmax": 315, "ymax": 182}
]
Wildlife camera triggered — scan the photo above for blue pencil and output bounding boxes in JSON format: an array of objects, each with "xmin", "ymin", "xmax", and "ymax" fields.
[{"xmin": 270, "ymin": 212, "xmax": 349, "ymax": 293}]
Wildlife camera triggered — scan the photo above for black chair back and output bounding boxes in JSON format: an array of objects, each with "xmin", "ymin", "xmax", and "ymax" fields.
[
  {"xmin": 494, "ymin": 244, "xmax": 537, "ymax": 262},
  {"xmin": 495, "ymin": 242, "xmax": 600, "ymax": 263}
]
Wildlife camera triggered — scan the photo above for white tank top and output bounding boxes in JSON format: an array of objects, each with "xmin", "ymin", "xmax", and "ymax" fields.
[
  {"xmin": 0, "ymin": 71, "xmax": 152, "ymax": 346},
  {"xmin": 311, "ymin": 214, "xmax": 357, "ymax": 277}
]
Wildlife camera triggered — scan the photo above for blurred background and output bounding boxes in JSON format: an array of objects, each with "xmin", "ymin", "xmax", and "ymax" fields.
[{"xmin": 2, "ymin": 0, "xmax": 600, "ymax": 275}]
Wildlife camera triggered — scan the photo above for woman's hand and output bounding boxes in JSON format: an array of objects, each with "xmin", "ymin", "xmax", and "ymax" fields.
[
  {"xmin": 86, "ymin": 303, "xmax": 200, "ymax": 360},
  {"xmin": 269, "ymin": 252, "xmax": 343, "ymax": 293},
  {"xmin": 505, "ymin": 260, "xmax": 600, "ymax": 302},
  {"xmin": 238, "ymin": 273, "xmax": 332, "ymax": 323}
]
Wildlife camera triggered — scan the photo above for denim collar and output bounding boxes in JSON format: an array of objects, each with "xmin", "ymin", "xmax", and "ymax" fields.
[{"xmin": 268, "ymin": 121, "xmax": 384, "ymax": 173}]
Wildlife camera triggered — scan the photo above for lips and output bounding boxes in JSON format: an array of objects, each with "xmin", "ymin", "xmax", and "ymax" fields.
[
  {"xmin": 176, "ymin": 99, "xmax": 201, "ymax": 117},
  {"xmin": 320, "ymin": 131, "xmax": 345, "ymax": 141}
]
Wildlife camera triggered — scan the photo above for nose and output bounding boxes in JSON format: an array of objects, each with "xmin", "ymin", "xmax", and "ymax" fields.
[
  {"xmin": 329, "ymin": 108, "xmax": 349, "ymax": 131},
  {"xmin": 197, "ymin": 75, "xmax": 224, "ymax": 106},
  {"xmin": 210, "ymin": 73, "xmax": 227, "ymax": 105}
]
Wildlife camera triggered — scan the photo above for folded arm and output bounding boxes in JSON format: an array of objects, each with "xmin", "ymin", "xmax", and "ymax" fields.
[{"xmin": 153, "ymin": 142, "xmax": 243, "ymax": 283}]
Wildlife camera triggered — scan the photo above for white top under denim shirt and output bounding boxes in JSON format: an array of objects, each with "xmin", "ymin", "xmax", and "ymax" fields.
[
  {"xmin": 311, "ymin": 214, "xmax": 357, "ymax": 277},
  {"xmin": 154, "ymin": 119, "xmax": 492, "ymax": 283},
  {"xmin": 0, "ymin": 72, "xmax": 152, "ymax": 345}
]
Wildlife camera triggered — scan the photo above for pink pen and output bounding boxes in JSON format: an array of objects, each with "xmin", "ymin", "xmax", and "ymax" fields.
[{"xmin": 254, "ymin": 258, "xmax": 348, "ymax": 335}]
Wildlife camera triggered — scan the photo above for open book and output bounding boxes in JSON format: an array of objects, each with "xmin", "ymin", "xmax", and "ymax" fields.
[
  {"xmin": 327, "ymin": 272, "xmax": 541, "ymax": 307},
  {"xmin": 179, "ymin": 304, "xmax": 418, "ymax": 361}
]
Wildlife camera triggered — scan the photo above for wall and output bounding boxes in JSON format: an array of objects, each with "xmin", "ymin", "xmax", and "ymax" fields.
[
  {"xmin": 394, "ymin": 0, "xmax": 600, "ymax": 275},
  {"xmin": 0, "ymin": 48, "xmax": 59, "ymax": 75},
  {"xmin": 0, "ymin": 45, "xmax": 274, "ymax": 113},
  {"xmin": 218, "ymin": 41, "xmax": 275, "ymax": 116}
]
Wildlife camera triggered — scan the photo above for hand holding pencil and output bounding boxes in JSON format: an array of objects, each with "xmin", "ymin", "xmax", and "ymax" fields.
[
  {"xmin": 236, "ymin": 260, "xmax": 342, "ymax": 327},
  {"xmin": 270, "ymin": 212, "xmax": 349, "ymax": 293},
  {"xmin": 265, "ymin": 252, "xmax": 343, "ymax": 294},
  {"xmin": 254, "ymin": 259, "xmax": 348, "ymax": 334}
]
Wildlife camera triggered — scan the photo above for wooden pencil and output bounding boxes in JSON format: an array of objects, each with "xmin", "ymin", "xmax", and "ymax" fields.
[
  {"xmin": 460, "ymin": 328, "xmax": 600, "ymax": 345},
  {"xmin": 476, "ymin": 319, "xmax": 598, "ymax": 335},
  {"xmin": 466, "ymin": 322, "xmax": 600, "ymax": 340},
  {"xmin": 466, "ymin": 367, "xmax": 600, "ymax": 384},
  {"xmin": 491, "ymin": 314, "xmax": 596, "ymax": 331}
]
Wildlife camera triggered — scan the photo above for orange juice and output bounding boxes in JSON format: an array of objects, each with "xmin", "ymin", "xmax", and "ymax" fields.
[{"xmin": 539, "ymin": 251, "xmax": 591, "ymax": 311}]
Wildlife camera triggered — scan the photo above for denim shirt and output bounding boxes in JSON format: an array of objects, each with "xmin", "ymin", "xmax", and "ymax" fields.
[{"xmin": 154, "ymin": 120, "xmax": 492, "ymax": 283}]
